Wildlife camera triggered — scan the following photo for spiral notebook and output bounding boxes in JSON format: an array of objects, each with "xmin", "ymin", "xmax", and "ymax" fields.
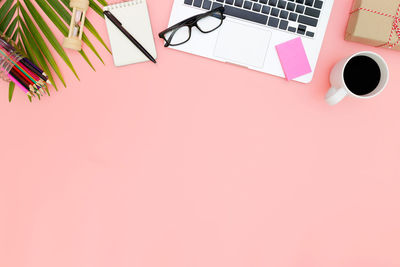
[{"xmin": 103, "ymin": 0, "xmax": 157, "ymax": 66}]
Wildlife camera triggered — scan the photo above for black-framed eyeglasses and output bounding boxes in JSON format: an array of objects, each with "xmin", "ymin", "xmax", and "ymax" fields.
[{"xmin": 159, "ymin": 7, "xmax": 225, "ymax": 47}]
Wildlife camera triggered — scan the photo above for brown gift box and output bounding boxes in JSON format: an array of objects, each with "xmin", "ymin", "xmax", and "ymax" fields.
[{"xmin": 345, "ymin": 0, "xmax": 400, "ymax": 50}]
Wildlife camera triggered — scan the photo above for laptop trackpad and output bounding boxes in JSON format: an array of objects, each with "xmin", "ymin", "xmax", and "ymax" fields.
[{"xmin": 214, "ymin": 21, "xmax": 272, "ymax": 69}]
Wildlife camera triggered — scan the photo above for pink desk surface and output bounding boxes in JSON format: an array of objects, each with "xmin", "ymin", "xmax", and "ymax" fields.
[{"xmin": 1, "ymin": 1, "xmax": 400, "ymax": 267}]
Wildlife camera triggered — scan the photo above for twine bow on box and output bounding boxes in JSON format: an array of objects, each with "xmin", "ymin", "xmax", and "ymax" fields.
[{"xmin": 350, "ymin": 4, "xmax": 400, "ymax": 48}]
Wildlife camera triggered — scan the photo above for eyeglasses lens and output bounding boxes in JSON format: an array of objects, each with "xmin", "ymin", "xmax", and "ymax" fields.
[
  {"xmin": 164, "ymin": 26, "xmax": 191, "ymax": 46},
  {"xmin": 197, "ymin": 11, "xmax": 224, "ymax": 32}
]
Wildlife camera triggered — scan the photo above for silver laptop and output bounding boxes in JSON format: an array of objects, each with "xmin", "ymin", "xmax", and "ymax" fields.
[{"xmin": 166, "ymin": 0, "xmax": 334, "ymax": 83}]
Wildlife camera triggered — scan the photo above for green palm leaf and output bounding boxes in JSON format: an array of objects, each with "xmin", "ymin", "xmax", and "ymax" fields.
[
  {"xmin": 1, "ymin": 0, "xmax": 109, "ymax": 102},
  {"xmin": 8, "ymin": 82, "xmax": 15, "ymax": 102},
  {"xmin": 89, "ymin": 0, "xmax": 105, "ymax": 18},
  {"xmin": 0, "ymin": 0, "xmax": 13, "ymax": 23},
  {"xmin": 0, "ymin": 4, "xmax": 17, "ymax": 32},
  {"xmin": 96, "ymin": 0, "xmax": 108, "ymax": 6},
  {"xmin": 23, "ymin": 0, "xmax": 79, "ymax": 80},
  {"xmin": 4, "ymin": 17, "xmax": 17, "ymax": 37}
]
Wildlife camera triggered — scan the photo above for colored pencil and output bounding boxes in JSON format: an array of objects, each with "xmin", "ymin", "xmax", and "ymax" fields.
[
  {"xmin": 10, "ymin": 66, "xmax": 44, "ymax": 95},
  {"xmin": 1, "ymin": 37, "xmax": 49, "ymax": 97},
  {"xmin": 21, "ymin": 57, "xmax": 45, "ymax": 75},
  {"xmin": 0, "ymin": 48, "xmax": 42, "ymax": 86},
  {"xmin": 8, "ymin": 73, "xmax": 30, "ymax": 94},
  {"xmin": 11, "ymin": 66, "xmax": 35, "ymax": 89},
  {"xmin": 9, "ymin": 68, "xmax": 31, "ymax": 91},
  {"xmin": 20, "ymin": 59, "xmax": 47, "ymax": 82},
  {"xmin": 17, "ymin": 61, "xmax": 43, "ymax": 84}
]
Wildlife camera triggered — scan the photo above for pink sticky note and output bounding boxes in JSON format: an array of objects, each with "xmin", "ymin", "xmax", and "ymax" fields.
[{"xmin": 275, "ymin": 37, "xmax": 312, "ymax": 81}]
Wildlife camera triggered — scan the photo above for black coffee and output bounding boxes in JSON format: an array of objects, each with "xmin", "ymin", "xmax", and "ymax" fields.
[{"xmin": 343, "ymin": 55, "xmax": 381, "ymax": 96}]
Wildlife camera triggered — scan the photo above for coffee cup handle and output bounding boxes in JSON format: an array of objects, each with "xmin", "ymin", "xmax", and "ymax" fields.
[{"xmin": 325, "ymin": 87, "xmax": 347, "ymax": 106}]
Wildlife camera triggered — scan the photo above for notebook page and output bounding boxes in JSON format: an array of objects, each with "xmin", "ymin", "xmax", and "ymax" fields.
[{"xmin": 104, "ymin": 0, "xmax": 157, "ymax": 66}]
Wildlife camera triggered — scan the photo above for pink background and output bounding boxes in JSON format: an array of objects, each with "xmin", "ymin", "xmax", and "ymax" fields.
[{"xmin": 1, "ymin": 1, "xmax": 400, "ymax": 266}]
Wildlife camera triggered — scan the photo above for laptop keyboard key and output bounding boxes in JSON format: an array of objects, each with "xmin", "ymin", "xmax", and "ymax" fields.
[
  {"xmin": 286, "ymin": 2, "xmax": 295, "ymax": 10},
  {"xmin": 314, "ymin": 0, "xmax": 322, "ymax": 9},
  {"xmin": 268, "ymin": 0, "xmax": 277, "ymax": 6},
  {"xmin": 225, "ymin": 0, "xmax": 234, "ymax": 4},
  {"xmin": 278, "ymin": 0, "xmax": 287, "ymax": 8},
  {"xmin": 202, "ymin": 0, "xmax": 212, "ymax": 8},
  {"xmin": 295, "ymin": 0, "xmax": 304, "ymax": 3},
  {"xmin": 298, "ymin": 14, "xmax": 318, "ymax": 26},
  {"xmin": 304, "ymin": 6, "xmax": 320, "ymax": 17},
  {"xmin": 268, "ymin": 16, "xmax": 279, "ymax": 27},
  {"xmin": 295, "ymin": 4, "xmax": 305, "ymax": 13},
  {"xmin": 184, "ymin": 0, "xmax": 193, "ymax": 5},
  {"xmin": 271, "ymin": 7, "xmax": 280, "ymax": 16},
  {"xmin": 297, "ymin": 24, "xmax": 306, "ymax": 34},
  {"xmin": 306, "ymin": 31, "xmax": 315, "ymax": 37},
  {"xmin": 224, "ymin": 5, "xmax": 269, "ymax": 24},
  {"xmin": 260, "ymin": 0, "xmax": 268, "ymax": 3},
  {"xmin": 212, "ymin": 2, "xmax": 223, "ymax": 8},
  {"xmin": 288, "ymin": 26, "xmax": 296, "ymax": 32},
  {"xmin": 279, "ymin": 10, "xmax": 289, "ymax": 19},
  {"xmin": 193, "ymin": 0, "xmax": 202, "ymax": 7},
  {"xmin": 244, "ymin": 1, "xmax": 253, "ymax": 9},
  {"xmin": 289, "ymin": 12, "xmax": 298, "ymax": 21},
  {"xmin": 261, "ymin": 5, "xmax": 271, "ymax": 14},
  {"xmin": 279, "ymin": 19, "xmax": 289, "ymax": 30},
  {"xmin": 305, "ymin": 0, "xmax": 313, "ymax": 6},
  {"xmin": 253, "ymin": 3, "xmax": 262, "ymax": 11},
  {"xmin": 235, "ymin": 0, "xmax": 244, "ymax": 7}
]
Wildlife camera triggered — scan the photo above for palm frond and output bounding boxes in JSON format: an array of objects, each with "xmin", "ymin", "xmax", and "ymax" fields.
[
  {"xmin": 1, "ymin": 0, "xmax": 110, "ymax": 101},
  {"xmin": 8, "ymin": 80, "xmax": 15, "ymax": 102},
  {"xmin": 0, "ymin": 0, "xmax": 14, "ymax": 22}
]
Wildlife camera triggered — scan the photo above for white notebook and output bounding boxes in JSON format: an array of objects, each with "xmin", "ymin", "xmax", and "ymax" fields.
[{"xmin": 103, "ymin": 0, "xmax": 157, "ymax": 66}]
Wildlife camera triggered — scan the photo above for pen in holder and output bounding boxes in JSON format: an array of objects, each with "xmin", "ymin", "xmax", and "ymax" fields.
[{"xmin": 63, "ymin": 0, "xmax": 89, "ymax": 51}]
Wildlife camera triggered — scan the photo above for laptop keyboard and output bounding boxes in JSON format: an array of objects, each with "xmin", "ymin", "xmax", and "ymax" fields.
[{"xmin": 184, "ymin": 0, "xmax": 323, "ymax": 38}]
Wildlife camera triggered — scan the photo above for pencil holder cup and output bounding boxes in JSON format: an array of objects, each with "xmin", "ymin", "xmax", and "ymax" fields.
[
  {"xmin": 0, "ymin": 36, "xmax": 23, "ymax": 82},
  {"xmin": 63, "ymin": 0, "xmax": 89, "ymax": 51}
]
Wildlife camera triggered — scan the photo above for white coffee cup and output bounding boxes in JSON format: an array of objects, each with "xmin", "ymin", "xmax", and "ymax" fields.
[{"xmin": 325, "ymin": 51, "xmax": 389, "ymax": 106}]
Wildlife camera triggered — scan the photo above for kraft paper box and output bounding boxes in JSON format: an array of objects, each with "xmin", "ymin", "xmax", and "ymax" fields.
[{"xmin": 345, "ymin": 0, "xmax": 400, "ymax": 50}]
